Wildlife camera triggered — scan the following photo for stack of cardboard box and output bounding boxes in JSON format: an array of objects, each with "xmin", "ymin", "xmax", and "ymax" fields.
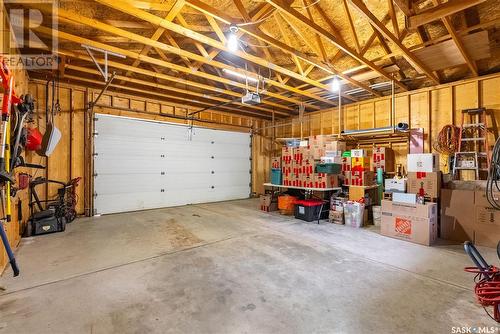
[
  {"xmin": 371, "ymin": 147, "xmax": 394, "ymax": 172},
  {"xmin": 441, "ymin": 183, "xmax": 500, "ymax": 247},
  {"xmin": 345, "ymin": 149, "xmax": 375, "ymax": 186},
  {"xmin": 406, "ymin": 153, "xmax": 441, "ymax": 198},
  {"xmin": 279, "ymin": 135, "xmax": 344, "ymax": 189},
  {"xmin": 281, "ymin": 147, "xmax": 294, "ymax": 186}
]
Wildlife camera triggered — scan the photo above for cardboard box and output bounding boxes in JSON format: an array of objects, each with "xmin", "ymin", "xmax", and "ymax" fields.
[
  {"xmin": 293, "ymin": 146, "xmax": 313, "ymax": 163},
  {"xmin": 407, "ymin": 171, "xmax": 442, "ymax": 198},
  {"xmin": 313, "ymin": 173, "xmax": 339, "ymax": 188},
  {"xmin": 351, "ymin": 156, "xmax": 370, "ymax": 171},
  {"xmin": 380, "ymin": 200, "xmax": 438, "ymax": 246},
  {"xmin": 271, "ymin": 157, "xmax": 281, "ymax": 169},
  {"xmin": 324, "ymin": 141, "xmax": 346, "ymax": 152},
  {"xmin": 341, "ymin": 156, "xmax": 351, "ymax": 173},
  {"xmin": 329, "ymin": 210, "xmax": 344, "ymax": 224},
  {"xmin": 344, "ymin": 171, "xmax": 352, "ymax": 186},
  {"xmin": 324, "ymin": 150, "xmax": 342, "ymax": 157},
  {"xmin": 384, "ymin": 178, "xmax": 407, "ymax": 193},
  {"xmin": 330, "ymin": 197, "xmax": 346, "ymax": 211},
  {"xmin": 310, "ymin": 145, "xmax": 325, "ymax": 160},
  {"xmin": 372, "ymin": 147, "xmax": 395, "ymax": 172},
  {"xmin": 474, "ymin": 225, "xmax": 500, "ymax": 248},
  {"xmin": 350, "ymin": 171, "xmax": 375, "ymax": 186},
  {"xmin": 260, "ymin": 194, "xmax": 273, "ymax": 206},
  {"xmin": 407, "ymin": 153, "xmax": 439, "ymax": 172},
  {"xmin": 351, "ymin": 149, "xmax": 367, "ymax": 158},
  {"xmin": 440, "ymin": 189, "xmax": 475, "ymax": 242},
  {"xmin": 320, "ymin": 156, "xmax": 342, "ymax": 164},
  {"xmin": 282, "ymin": 147, "xmax": 294, "ymax": 165},
  {"xmin": 349, "ymin": 186, "xmax": 366, "ymax": 201}
]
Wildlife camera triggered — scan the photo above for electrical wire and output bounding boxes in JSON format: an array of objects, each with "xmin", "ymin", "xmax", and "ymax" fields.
[
  {"xmin": 487, "ymin": 136, "xmax": 500, "ymax": 209},
  {"xmin": 433, "ymin": 124, "xmax": 460, "ymax": 155}
]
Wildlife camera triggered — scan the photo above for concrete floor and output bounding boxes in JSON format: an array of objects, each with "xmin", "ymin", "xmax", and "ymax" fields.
[{"xmin": 0, "ymin": 199, "xmax": 497, "ymax": 333}]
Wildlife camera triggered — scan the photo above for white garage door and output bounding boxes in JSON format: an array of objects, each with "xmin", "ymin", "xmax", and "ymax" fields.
[{"xmin": 93, "ymin": 114, "xmax": 251, "ymax": 214}]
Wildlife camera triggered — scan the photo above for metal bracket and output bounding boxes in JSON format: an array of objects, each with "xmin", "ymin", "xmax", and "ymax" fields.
[{"xmin": 82, "ymin": 44, "xmax": 125, "ymax": 83}]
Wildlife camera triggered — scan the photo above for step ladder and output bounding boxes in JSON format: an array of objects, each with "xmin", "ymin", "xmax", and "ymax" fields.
[{"xmin": 453, "ymin": 108, "xmax": 491, "ymax": 180}]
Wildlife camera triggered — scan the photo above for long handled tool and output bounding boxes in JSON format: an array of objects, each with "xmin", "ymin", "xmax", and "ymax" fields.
[{"xmin": 0, "ymin": 57, "xmax": 20, "ymax": 276}]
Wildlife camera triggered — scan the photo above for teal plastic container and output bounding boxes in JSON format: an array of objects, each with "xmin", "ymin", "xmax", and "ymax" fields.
[
  {"xmin": 315, "ymin": 163, "xmax": 341, "ymax": 174},
  {"xmin": 271, "ymin": 168, "xmax": 282, "ymax": 185}
]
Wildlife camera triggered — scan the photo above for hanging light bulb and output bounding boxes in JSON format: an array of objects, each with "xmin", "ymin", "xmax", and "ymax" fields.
[
  {"xmin": 330, "ymin": 76, "xmax": 340, "ymax": 92},
  {"xmin": 227, "ymin": 26, "xmax": 239, "ymax": 52}
]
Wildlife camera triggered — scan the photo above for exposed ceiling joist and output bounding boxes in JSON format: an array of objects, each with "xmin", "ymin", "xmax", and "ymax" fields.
[
  {"xmin": 184, "ymin": 0, "xmax": 383, "ymax": 98},
  {"xmin": 348, "ymin": 0, "xmax": 440, "ymax": 85},
  {"xmin": 408, "ymin": 0, "xmax": 486, "ymax": 30},
  {"xmin": 93, "ymin": 0, "xmax": 338, "ymax": 107},
  {"xmin": 264, "ymin": 0, "xmax": 408, "ymax": 91}
]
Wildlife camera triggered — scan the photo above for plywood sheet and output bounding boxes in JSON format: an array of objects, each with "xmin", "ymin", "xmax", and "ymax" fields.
[{"xmin": 414, "ymin": 31, "xmax": 490, "ymax": 72}]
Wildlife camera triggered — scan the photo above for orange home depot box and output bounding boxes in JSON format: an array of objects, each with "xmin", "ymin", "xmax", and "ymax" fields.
[
  {"xmin": 371, "ymin": 147, "xmax": 395, "ymax": 172},
  {"xmin": 381, "ymin": 200, "xmax": 438, "ymax": 246}
]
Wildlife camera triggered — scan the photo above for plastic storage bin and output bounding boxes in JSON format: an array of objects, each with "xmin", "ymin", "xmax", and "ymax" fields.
[
  {"xmin": 270, "ymin": 168, "xmax": 282, "ymax": 185},
  {"xmin": 344, "ymin": 201, "xmax": 365, "ymax": 228},
  {"xmin": 278, "ymin": 195, "xmax": 297, "ymax": 215},
  {"xmin": 315, "ymin": 163, "xmax": 341, "ymax": 174},
  {"xmin": 294, "ymin": 199, "xmax": 327, "ymax": 222}
]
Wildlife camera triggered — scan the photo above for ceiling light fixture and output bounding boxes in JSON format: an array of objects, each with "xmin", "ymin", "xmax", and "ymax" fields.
[
  {"xmin": 227, "ymin": 26, "xmax": 239, "ymax": 52},
  {"xmin": 222, "ymin": 68, "xmax": 259, "ymax": 83},
  {"xmin": 330, "ymin": 76, "xmax": 340, "ymax": 92}
]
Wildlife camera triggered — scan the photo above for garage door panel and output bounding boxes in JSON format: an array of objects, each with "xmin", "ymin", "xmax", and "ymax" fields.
[{"xmin": 94, "ymin": 114, "xmax": 251, "ymax": 214}]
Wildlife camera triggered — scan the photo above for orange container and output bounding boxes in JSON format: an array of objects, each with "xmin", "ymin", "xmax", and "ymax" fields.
[{"xmin": 278, "ymin": 195, "xmax": 297, "ymax": 215}]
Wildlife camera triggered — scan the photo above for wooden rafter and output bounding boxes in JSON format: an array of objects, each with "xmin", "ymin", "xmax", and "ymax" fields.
[
  {"xmin": 92, "ymin": 0, "xmax": 338, "ymax": 107},
  {"xmin": 264, "ymin": 0, "xmax": 408, "ymax": 91},
  {"xmin": 429, "ymin": 0, "xmax": 478, "ymax": 76},
  {"xmin": 408, "ymin": 0, "xmax": 486, "ymax": 30},
  {"xmin": 342, "ymin": 0, "xmax": 361, "ymax": 53},
  {"xmin": 348, "ymin": 0, "xmax": 439, "ymax": 84},
  {"xmin": 38, "ymin": 26, "xmax": 302, "ymax": 112},
  {"xmin": 387, "ymin": 0, "xmax": 400, "ymax": 38},
  {"xmin": 120, "ymin": 0, "xmax": 185, "ymax": 84},
  {"xmin": 185, "ymin": 0, "xmax": 383, "ymax": 97},
  {"xmin": 42, "ymin": 7, "xmax": 327, "ymax": 109},
  {"xmin": 65, "ymin": 64, "xmax": 281, "ymax": 118}
]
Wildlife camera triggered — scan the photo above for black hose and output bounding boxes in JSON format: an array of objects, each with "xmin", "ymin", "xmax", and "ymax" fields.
[{"xmin": 486, "ymin": 136, "xmax": 500, "ymax": 209}]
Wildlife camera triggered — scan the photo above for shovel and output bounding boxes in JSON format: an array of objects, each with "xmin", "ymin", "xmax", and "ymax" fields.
[{"xmin": 38, "ymin": 79, "xmax": 61, "ymax": 157}]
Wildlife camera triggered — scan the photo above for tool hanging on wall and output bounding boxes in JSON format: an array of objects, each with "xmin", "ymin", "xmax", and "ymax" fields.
[
  {"xmin": 0, "ymin": 57, "xmax": 20, "ymax": 277},
  {"xmin": 38, "ymin": 77, "xmax": 61, "ymax": 157}
]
